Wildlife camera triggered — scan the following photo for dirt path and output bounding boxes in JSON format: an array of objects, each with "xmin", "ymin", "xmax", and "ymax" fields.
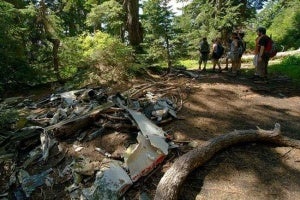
[{"xmin": 125, "ymin": 71, "xmax": 300, "ymax": 199}]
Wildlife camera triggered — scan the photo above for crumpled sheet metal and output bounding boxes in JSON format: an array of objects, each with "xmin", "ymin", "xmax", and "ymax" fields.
[
  {"xmin": 156, "ymin": 99, "xmax": 177, "ymax": 119},
  {"xmin": 144, "ymin": 92, "xmax": 177, "ymax": 120},
  {"xmin": 39, "ymin": 128, "xmax": 58, "ymax": 161},
  {"xmin": 126, "ymin": 108, "xmax": 169, "ymax": 155},
  {"xmin": 124, "ymin": 133, "xmax": 167, "ymax": 182},
  {"xmin": 30, "ymin": 88, "xmax": 106, "ymax": 126},
  {"xmin": 18, "ymin": 168, "xmax": 53, "ymax": 197},
  {"xmin": 50, "ymin": 89, "xmax": 84, "ymax": 105},
  {"xmin": 81, "ymin": 161, "xmax": 132, "ymax": 200},
  {"xmin": 114, "ymin": 96, "xmax": 170, "ymax": 182}
]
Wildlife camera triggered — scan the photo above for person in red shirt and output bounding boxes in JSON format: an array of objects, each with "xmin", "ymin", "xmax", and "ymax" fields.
[{"xmin": 254, "ymin": 27, "xmax": 270, "ymax": 80}]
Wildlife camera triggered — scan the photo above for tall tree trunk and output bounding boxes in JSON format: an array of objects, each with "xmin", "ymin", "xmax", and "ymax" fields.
[
  {"xmin": 123, "ymin": 0, "xmax": 143, "ymax": 49},
  {"xmin": 50, "ymin": 38, "xmax": 61, "ymax": 81},
  {"xmin": 38, "ymin": 0, "xmax": 62, "ymax": 82},
  {"xmin": 165, "ymin": 34, "xmax": 172, "ymax": 71}
]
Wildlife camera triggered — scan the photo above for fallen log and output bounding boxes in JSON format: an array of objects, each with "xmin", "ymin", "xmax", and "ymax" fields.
[{"xmin": 154, "ymin": 124, "xmax": 300, "ymax": 200}]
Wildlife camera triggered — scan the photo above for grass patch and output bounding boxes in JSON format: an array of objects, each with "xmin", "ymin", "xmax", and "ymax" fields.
[
  {"xmin": 269, "ymin": 64, "xmax": 300, "ymax": 84},
  {"xmin": 178, "ymin": 59, "xmax": 198, "ymax": 69},
  {"xmin": 178, "ymin": 59, "xmax": 217, "ymax": 70},
  {"xmin": 269, "ymin": 55, "xmax": 300, "ymax": 85},
  {"xmin": 242, "ymin": 55, "xmax": 300, "ymax": 86}
]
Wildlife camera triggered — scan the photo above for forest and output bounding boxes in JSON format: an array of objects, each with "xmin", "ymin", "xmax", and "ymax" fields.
[{"xmin": 1, "ymin": 0, "xmax": 300, "ymax": 93}]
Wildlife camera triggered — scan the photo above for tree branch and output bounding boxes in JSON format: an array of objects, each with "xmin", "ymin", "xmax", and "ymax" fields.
[{"xmin": 154, "ymin": 123, "xmax": 300, "ymax": 200}]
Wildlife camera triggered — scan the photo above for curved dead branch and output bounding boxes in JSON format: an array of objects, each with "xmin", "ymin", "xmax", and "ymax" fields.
[{"xmin": 154, "ymin": 124, "xmax": 300, "ymax": 200}]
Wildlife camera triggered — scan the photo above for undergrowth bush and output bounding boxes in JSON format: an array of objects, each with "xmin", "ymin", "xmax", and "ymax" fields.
[
  {"xmin": 59, "ymin": 37, "xmax": 84, "ymax": 80},
  {"xmin": 79, "ymin": 31, "xmax": 135, "ymax": 85}
]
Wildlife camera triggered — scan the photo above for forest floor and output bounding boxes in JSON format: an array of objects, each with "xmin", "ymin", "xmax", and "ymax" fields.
[
  {"xmin": 1, "ymin": 65, "xmax": 300, "ymax": 200},
  {"xmin": 123, "ymin": 68, "xmax": 300, "ymax": 200}
]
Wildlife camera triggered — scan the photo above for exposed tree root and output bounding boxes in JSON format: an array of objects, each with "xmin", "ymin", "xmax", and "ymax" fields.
[{"xmin": 154, "ymin": 124, "xmax": 300, "ymax": 200}]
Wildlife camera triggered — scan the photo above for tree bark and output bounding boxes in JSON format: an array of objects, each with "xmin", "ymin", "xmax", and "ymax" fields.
[
  {"xmin": 154, "ymin": 124, "xmax": 300, "ymax": 200},
  {"xmin": 165, "ymin": 33, "xmax": 172, "ymax": 71},
  {"xmin": 50, "ymin": 38, "xmax": 61, "ymax": 81},
  {"xmin": 38, "ymin": 0, "xmax": 62, "ymax": 82},
  {"xmin": 123, "ymin": 0, "xmax": 143, "ymax": 48}
]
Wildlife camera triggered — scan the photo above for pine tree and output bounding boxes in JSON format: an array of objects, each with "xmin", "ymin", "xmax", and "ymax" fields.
[{"xmin": 142, "ymin": 0, "xmax": 177, "ymax": 70}]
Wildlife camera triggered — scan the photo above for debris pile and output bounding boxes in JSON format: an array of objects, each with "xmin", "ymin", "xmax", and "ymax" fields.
[{"xmin": 0, "ymin": 82, "xmax": 184, "ymax": 199}]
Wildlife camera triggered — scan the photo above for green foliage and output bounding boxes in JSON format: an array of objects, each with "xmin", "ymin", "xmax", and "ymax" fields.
[
  {"xmin": 281, "ymin": 55, "xmax": 300, "ymax": 65},
  {"xmin": 1, "ymin": 0, "xmax": 300, "ymax": 89},
  {"xmin": 255, "ymin": 0, "xmax": 300, "ymax": 50},
  {"xmin": 141, "ymin": 0, "xmax": 180, "ymax": 67},
  {"xmin": 81, "ymin": 31, "xmax": 133, "ymax": 67},
  {"xmin": 141, "ymin": 40, "xmax": 167, "ymax": 63},
  {"xmin": 59, "ymin": 0, "xmax": 91, "ymax": 36},
  {"xmin": 256, "ymin": 0, "xmax": 282, "ymax": 28},
  {"xmin": 79, "ymin": 31, "xmax": 134, "ymax": 85},
  {"xmin": 0, "ymin": 1, "xmax": 38, "ymax": 86},
  {"xmin": 142, "ymin": 0, "xmax": 173, "ymax": 36},
  {"xmin": 243, "ymin": 31, "xmax": 256, "ymax": 51},
  {"xmin": 178, "ymin": 0, "xmax": 252, "ymax": 58},
  {"xmin": 0, "ymin": 1, "xmax": 73, "ymax": 86},
  {"xmin": 86, "ymin": 0, "xmax": 124, "ymax": 36},
  {"xmin": 59, "ymin": 37, "xmax": 85, "ymax": 79},
  {"xmin": 268, "ymin": 1, "xmax": 300, "ymax": 50}
]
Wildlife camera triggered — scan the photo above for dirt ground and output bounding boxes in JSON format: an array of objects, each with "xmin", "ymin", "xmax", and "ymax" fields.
[
  {"xmin": 1, "ymin": 68, "xmax": 300, "ymax": 200},
  {"xmin": 124, "ymin": 70, "xmax": 300, "ymax": 200}
]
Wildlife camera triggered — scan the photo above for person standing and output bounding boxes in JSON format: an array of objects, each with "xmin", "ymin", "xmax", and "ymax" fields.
[
  {"xmin": 237, "ymin": 32, "xmax": 246, "ymax": 74},
  {"xmin": 211, "ymin": 38, "xmax": 223, "ymax": 72},
  {"xmin": 223, "ymin": 37, "xmax": 232, "ymax": 71},
  {"xmin": 198, "ymin": 37, "xmax": 210, "ymax": 71},
  {"xmin": 254, "ymin": 27, "xmax": 270, "ymax": 80},
  {"xmin": 229, "ymin": 32, "xmax": 240, "ymax": 76}
]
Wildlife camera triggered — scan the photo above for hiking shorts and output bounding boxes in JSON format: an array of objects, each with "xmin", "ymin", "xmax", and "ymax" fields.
[
  {"xmin": 200, "ymin": 52, "xmax": 209, "ymax": 62},
  {"xmin": 230, "ymin": 52, "xmax": 239, "ymax": 62}
]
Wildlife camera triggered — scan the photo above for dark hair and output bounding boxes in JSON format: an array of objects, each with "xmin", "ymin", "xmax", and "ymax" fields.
[{"xmin": 256, "ymin": 27, "xmax": 266, "ymax": 34}]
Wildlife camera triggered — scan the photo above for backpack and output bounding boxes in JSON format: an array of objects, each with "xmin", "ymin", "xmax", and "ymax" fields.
[
  {"xmin": 200, "ymin": 41, "xmax": 209, "ymax": 53},
  {"xmin": 215, "ymin": 44, "xmax": 224, "ymax": 59},
  {"xmin": 264, "ymin": 36, "xmax": 277, "ymax": 58}
]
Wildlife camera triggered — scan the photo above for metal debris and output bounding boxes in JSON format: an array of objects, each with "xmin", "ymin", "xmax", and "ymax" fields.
[
  {"xmin": 18, "ymin": 168, "xmax": 53, "ymax": 197},
  {"xmin": 0, "ymin": 83, "xmax": 182, "ymax": 199},
  {"xmin": 73, "ymin": 144, "xmax": 84, "ymax": 152},
  {"xmin": 126, "ymin": 108, "xmax": 169, "ymax": 155},
  {"xmin": 124, "ymin": 133, "xmax": 167, "ymax": 182},
  {"xmin": 81, "ymin": 161, "xmax": 132, "ymax": 200},
  {"xmin": 40, "ymin": 130, "xmax": 50, "ymax": 161}
]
